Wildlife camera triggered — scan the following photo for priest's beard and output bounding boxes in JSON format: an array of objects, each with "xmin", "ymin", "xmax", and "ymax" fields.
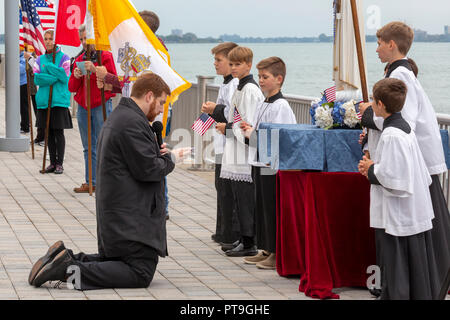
[{"xmin": 146, "ymin": 100, "xmax": 158, "ymax": 122}]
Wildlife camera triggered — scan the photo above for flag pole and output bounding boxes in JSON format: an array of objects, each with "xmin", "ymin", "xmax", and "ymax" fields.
[
  {"xmin": 26, "ymin": 58, "xmax": 35, "ymax": 160},
  {"xmin": 350, "ymin": 0, "xmax": 369, "ymax": 102},
  {"xmin": 86, "ymin": 45, "xmax": 94, "ymax": 196},
  {"xmin": 41, "ymin": 44, "xmax": 57, "ymax": 173},
  {"xmin": 97, "ymin": 50, "xmax": 107, "ymax": 121}
]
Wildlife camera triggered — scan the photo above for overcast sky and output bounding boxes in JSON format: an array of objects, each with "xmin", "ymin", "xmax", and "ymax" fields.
[{"xmin": 1, "ymin": 0, "xmax": 449, "ymax": 36}]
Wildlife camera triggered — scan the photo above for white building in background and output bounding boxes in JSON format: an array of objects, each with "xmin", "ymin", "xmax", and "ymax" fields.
[{"xmin": 445, "ymin": 26, "xmax": 450, "ymax": 35}]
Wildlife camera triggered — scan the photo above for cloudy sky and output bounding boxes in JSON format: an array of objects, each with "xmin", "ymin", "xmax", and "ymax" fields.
[{"xmin": 1, "ymin": 0, "xmax": 449, "ymax": 36}]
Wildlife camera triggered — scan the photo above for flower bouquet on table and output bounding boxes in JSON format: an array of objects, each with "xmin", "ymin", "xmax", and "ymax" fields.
[{"xmin": 310, "ymin": 86, "xmax": 363, "ymax": 130}]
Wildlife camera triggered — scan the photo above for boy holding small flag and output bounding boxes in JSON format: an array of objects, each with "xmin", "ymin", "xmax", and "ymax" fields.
[
  {"xmin": 200, "ymin": 42, "xmax": 240, "ymax": 246},
  {"xmin": 241, "ymin": 57, "xmax": 296, "ymax": 269},
  {"xmin": 219, "ymin": 47, "xmax": 265, "ymax": 257}
]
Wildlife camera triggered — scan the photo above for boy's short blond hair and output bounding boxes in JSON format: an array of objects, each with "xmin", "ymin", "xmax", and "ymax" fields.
[
  {"xmin": 376, "ymin": 22, "xmax": 414, "ymax": 55},
  {"xmin": 228, "ymin": 46, "xmax": 253, "ymax": 64},
  {"xmin": 256, "ymin": 57, "xmax": 287, "ymax": 85},
  {"xmin": 211, "ymin": 42, "xmax": 238, "ymax": 58}
]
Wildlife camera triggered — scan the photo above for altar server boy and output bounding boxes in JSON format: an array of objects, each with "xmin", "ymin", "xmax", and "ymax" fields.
[
  {"xmin": 241, "ymin": 57, "xmax": 296, "ymax": 269},
  {"xmin": 220, "ymin": 46, "xmax": 265, "ymax": 257},
  {"xmin": 201, "ymin": 42, "xmax": 240, "ymax": 246},
  {"xmin": 359, "ymin": 78, "xmax": 439, "ymax": 300},
  {"xmin": 360, "ymin": 22, "xmax": 450, "ymax": 299}
]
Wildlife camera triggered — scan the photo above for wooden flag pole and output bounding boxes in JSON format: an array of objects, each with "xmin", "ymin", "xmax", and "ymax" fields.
[
  {"xmin": 350, "ymin": 0, "xmax": 369, "ymax": 102},
  {"xmin": 25, "ymin": 59, "xmax": 35, "ymax": 160},
  {"xmin": 97, "ymin": 50, "xmax": 107, "ymax": 122},
  {"xmin": 86, "ymin": 46, "xmax": 94, "ymax": 196},
  {"xmin": 41, "ymin": 44, "xmax": 57, "ymax": 174}
]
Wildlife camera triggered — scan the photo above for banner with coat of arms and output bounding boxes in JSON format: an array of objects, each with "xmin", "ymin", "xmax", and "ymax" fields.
[{"xmin": 86, "ymin": 0, "xmax": 191, "ymax": 136}]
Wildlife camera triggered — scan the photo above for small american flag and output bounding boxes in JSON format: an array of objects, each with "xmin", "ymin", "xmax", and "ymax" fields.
[
  {"xmin": 355, "ymin": 102, "xmax": 363, "ymax": 120},
  {"xmin": 324, "ymin": 86, "xmax": 337, "ymax": 103},
  {"xmin": 233, "ymin": 107, "xmax": 242, "ymax": 124},
  {"xmin": 192, "ymin": 113, "xmax": 215, "ymax": 136}
]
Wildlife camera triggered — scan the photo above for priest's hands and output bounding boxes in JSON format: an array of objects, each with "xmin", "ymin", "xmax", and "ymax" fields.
[
  {"xmin": 358, "ymin": 155, "xmax": 374, "ymax": 178},
  {"xmin": 201, "ymin": 101, "xmax": 216, "ymax": 115},
  {"xmin": 172, "ymin": 147, "xmax": 192, "ymax": 163},
  {"xmin": 240, "ymin": 121, "xmax": 254, "ymax": 139},
  {"xmin": 160, "ymin": 143, "xmax": 170, "ymax": 156}
]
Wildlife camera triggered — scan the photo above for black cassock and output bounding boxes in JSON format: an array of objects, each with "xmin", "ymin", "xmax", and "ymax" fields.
[{"xmin": 67, "ymin": 97, "xmax": 175, "ymax": 290}]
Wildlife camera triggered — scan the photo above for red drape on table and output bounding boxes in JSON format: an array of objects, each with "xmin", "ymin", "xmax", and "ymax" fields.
[{"xmin": 276, "ymin": 171, "xmax": 376, "ymax": 299}]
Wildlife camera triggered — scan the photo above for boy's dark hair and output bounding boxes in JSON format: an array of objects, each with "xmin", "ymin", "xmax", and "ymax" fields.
[
  {"xmin": 211, "ymin": 42, "xmax": 238, "ymax": 58},
  {"xmin": 131, "ymin": 72, "xmax": 171, "ymax": 99},
  {"xmin": 376, "ymin": 22, "xmax": 414, "ymax": 55},
  {"xmin": 256, "ymin": 57, "xmax": 287, "ymax": 86},
  {"xmin": 228, "ymin": 46, "xmax": 253, "ymax": 64},
  {"xmin": 373, "ymin": 78, "xmax": 407, "ymax": 114},
  {"xmin": 140, "ymin": 10, "xmax": 160, "ymax": 33}
]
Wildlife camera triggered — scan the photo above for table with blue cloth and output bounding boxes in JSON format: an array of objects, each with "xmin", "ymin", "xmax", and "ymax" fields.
[{"xmin": 257, "ymin": 124, "xmax": 450, "ymax": 299}]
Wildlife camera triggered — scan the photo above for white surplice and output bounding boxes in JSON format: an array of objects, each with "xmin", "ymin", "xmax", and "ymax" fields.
[
  {"xmin": 213, "ymin": 78, "xmax": 239, "ymax": 155},
  {"xmin": 248, "ymin": 95, "xmax": 297, "ymax": 167},
  {"xmin": 370, "ymin": 126, "xmax": 434, "ymax": 237},
  {"xmin": 220, "ymin": 82, "xmax": 264, "ymax": 182},
  {"xmin": 369, "ymin": 61, "xmax": 447, "ymax": 175}
]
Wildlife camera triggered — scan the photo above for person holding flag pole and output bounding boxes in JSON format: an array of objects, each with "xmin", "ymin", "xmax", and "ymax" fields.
[{"xmin": 68, "ymin": 24, "xmax": 118, "ymax": 195}]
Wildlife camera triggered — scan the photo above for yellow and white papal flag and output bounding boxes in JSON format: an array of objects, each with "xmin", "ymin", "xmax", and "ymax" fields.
[{"xmin": 86, "ymin": 0, "xmax": 191, "ymax": 136}]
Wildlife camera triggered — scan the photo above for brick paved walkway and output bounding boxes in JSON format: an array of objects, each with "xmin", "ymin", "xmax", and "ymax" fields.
[{"xmin": 0, "ymin": 88, "xmax": 381, "ymax": 300}]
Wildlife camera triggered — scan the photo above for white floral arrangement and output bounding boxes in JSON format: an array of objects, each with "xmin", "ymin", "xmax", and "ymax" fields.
[{"xmin": 310, "ymin": 94, "xmax": 362, "ymax": 130}]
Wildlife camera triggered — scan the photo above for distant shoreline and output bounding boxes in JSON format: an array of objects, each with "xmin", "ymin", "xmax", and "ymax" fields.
[
  {"xmin": 158, "ymin": 33, "xmax": 450, "ymax": 44},
  {"xmin": 4, "ymin": 33, "xmax": 449, "ymax": 45}
]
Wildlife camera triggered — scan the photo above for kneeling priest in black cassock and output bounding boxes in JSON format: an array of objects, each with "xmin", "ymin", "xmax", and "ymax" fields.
[{"xmin": 28, "ymin": 73, "xmax": 176, "ymax": 290}]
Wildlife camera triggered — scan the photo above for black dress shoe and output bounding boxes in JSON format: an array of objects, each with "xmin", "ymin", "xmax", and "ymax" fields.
[
  {"xmin": 369, "ymin": 288, "xmax": 382, "ymax": 298},
  {"xmin": 225, "ymin": 243, "xmax": 258, "ymax": 257},
  {"xmin": 32, "ymin": 249, "xmax": 73, "ymax": 288},
  {"xmin": 28, "ymin": 241, "xmax": 65, "ymax": 285},
  {"xmin": 221, "ymin": 240, "xmax": 240, "ymax": 252}
]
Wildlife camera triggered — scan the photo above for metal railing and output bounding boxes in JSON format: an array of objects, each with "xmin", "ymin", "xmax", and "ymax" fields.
[{"xmin": 169, "ymin": 78, "xmax": 450, "ymax": 205}]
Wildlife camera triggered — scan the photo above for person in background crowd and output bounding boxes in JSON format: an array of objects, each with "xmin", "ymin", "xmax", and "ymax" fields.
[
  {"xmin": 34, "ymin": 29, "xmax": 72, "ymax": 175},
  {"xmin": 69, "ymin": 25, "xmax": 118, "ymax": 193}
]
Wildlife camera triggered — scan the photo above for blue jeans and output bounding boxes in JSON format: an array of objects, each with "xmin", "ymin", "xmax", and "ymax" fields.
[{"xmin": 77, "ymin": 100, "xmax": 113, "ymax": 186}]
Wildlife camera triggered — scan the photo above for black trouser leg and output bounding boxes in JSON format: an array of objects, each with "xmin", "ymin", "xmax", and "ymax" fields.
[
  {"xmin": 218, "ymin": 176, "xmax": 241, "ymax": 244},
  {"xmin": 47, "ymin": 129, "xmax": 58, "ymax": 165},
  {"xmin": 215, "ymin": 163, "xmax": 223, "ymax": 241},
  {"xmin": 49, "ymin": 129, "xmax": 65, "ymax": 166},
  {"xmin": 231, "ymin": 180, "xmax": 255, "ymax": 241},
  {"xmin": 67, "ymin": 246, "xmax": 159, "ymax": 291},
  {"xmin": 32, "ymin": 95, "xmax": 45, "ymax": 142},
  {"xmin": 253, "ymin": 166, "xmax": 277, "ymax": 253},
  {"xmin": 20, "ymin": 84, "xmax": 29, "ymax": 132}
]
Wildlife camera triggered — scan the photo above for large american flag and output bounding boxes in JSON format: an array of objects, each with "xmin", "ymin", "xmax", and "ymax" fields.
[{"xmin": 20, "ymin": 0, "xmax": 55, "ymax": 55}]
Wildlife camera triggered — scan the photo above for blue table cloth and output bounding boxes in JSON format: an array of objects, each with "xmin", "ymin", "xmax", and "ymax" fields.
[{"xmin": 258, "ymin": 123, "xmax": 450, "ymax": 172}]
